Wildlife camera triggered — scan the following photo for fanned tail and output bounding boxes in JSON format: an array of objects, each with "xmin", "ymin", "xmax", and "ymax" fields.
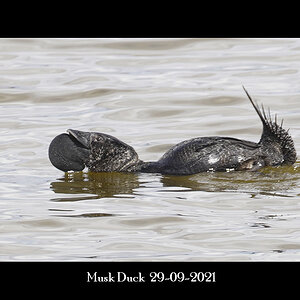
[
  {"xmin": 242, "ymin": 86, "xmax": 283, "ymax": 131},
  {"xmin": 242, "ymin": 86, "xmax": 297, "ymax": 165}
]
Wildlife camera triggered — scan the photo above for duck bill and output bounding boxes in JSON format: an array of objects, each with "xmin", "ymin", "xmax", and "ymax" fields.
[{"xmin": 67, "ymin": 129, "xmax": 91, "ymax": 149}]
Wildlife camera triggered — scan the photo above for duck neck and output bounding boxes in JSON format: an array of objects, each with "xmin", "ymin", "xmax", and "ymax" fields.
[{"xmin": 137, "ymin": 161, "xmax": 161, "ymax": 173}]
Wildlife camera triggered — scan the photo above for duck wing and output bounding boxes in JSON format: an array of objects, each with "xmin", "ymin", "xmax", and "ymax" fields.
[{"xmin": 157, "ymin": 136, "xmax": 264, "ymax": 175}]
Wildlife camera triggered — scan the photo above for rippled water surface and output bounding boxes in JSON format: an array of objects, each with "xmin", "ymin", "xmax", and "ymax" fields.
[{"xmin": 1, "ymin": 38, "xmax": 300, "ymax": 261}]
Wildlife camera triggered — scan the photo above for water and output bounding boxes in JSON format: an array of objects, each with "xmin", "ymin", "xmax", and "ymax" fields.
[{"xmin": 1, "ymin": 38, "xmax": 300, "ymax": 261}]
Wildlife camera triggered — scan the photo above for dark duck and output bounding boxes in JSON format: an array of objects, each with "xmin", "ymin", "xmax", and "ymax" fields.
[{"xmin": 48, "ymin": 87, "xmax": 297, "ymax": 175}]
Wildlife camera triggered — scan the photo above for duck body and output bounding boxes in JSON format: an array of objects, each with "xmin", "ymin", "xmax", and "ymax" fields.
[
  {"xmin": 148, "ymin": 137, "xmax": 265, "ymax": 174},
  {"xmin": 48, "ymin": 88, "xmax": 297, "ymax": 175}
]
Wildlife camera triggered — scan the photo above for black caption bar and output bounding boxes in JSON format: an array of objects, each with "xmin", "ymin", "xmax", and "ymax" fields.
[{"xmin": 0, "ymin": 262, "xmax": 298, "ymax": 291}]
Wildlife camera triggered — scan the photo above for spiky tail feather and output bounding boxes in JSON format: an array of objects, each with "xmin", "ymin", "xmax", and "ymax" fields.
[{"xmin": 242, "ymin": 86, "xmax": 297, "ymax": 165}]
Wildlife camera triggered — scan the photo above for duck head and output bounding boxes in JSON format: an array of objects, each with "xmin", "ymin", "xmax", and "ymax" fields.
[{"xmin": 48, "ymin": 129, "xmax": 141, "ymax": 172}]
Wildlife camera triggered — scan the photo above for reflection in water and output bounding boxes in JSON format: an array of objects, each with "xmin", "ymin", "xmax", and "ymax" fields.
[
  {"xmin": 50, "ymin": 171, "xmax": 140, "ymax": 201},
  {"xmin": 161, "ymin": 164, "xmax": 300, "ymax": 197},
  {"xmin": 50, "ymin": 163, "xmax": 300, "ymax": 202}
]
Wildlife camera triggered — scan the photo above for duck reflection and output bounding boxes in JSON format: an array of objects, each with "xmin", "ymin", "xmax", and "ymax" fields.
[
  {"xmin": 50, "ymin": 164, "xmax": 300, "ymax": 202},
  {"xmin": 50, "ymin": 171, "xmax": 140, "ymax": 201},
  {"xmin": 161, "ymin": 164, "xmax": 300, "ymax": 197}
]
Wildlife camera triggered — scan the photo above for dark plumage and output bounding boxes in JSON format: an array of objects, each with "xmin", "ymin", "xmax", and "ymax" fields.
[{"xmin": 48, "ymin": 88, "xmax": 297, "ymax": 175}]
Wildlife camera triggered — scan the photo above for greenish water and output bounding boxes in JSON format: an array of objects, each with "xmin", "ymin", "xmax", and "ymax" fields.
[{"xmin": 0, "ymin": 38, "xmax": 300, "ymax": 261}]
